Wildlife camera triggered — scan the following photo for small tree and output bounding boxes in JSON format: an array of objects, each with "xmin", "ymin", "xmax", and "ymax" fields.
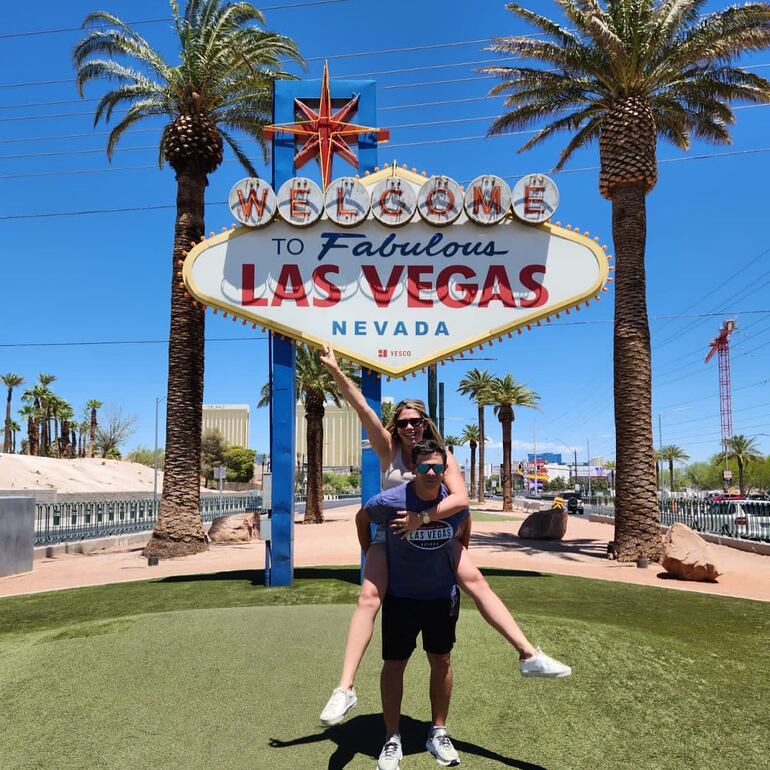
[
  {"xmin": 224, "ymin": 446, "xmax": 256, "ymax": 483},
  {"xmin": 95, "ymin": 407, "xmax": 137, "ymax": 458},
  {"xmin": 200, "ymin": 428, "xmax": 227, "ymax": 488},
  {"xmin": 717, "ymin": 435, "xmax": 763, "ymax": 496},
  {"xmin": 127, "ymin": 446, "xmax": 165, "ymax": 469}
]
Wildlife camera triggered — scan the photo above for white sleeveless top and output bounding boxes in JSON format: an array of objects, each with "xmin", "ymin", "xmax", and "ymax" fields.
[{"xmin": 382, "ymin": 444, "xmax": 414, "ymax": 490}]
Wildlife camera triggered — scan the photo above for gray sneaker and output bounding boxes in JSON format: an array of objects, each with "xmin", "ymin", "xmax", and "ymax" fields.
[
  {"xmin": 320, "ymin": 687, "xmax": 357, "ymax": 726},
  {"xmin": 377, "ymin": 738, "xmax": 402, "ymax": 770},
  {"xmin": 520, "ymin": 647, "xmax": 572, "ymax": 678},
  {"xmin": 426, "ymin": 727, "xmax": 460, "ymax": 767}
]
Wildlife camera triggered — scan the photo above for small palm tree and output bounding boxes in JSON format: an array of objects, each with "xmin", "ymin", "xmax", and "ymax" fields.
[
  {"xmin": 21, "ymin": 383, "xmax": 50, "ymax": 456},
  {"xmin": 458, "ymin": 368, "xmax": 496, "ymax": 502},
  {"xmin": 489, "ymin": 375, "xmax": 540, "ymax": 511},
  {"xmin": 658, "ymin": 445, "xmax": 689, "ymax": 493},
  {"xmin": 9, "ymin": 420, "xmax": 20, "ymax": 454},
  {"xmin": 258, "ymin": 345, "xmax": 358, "ymax": 523},
  {"xmin": 444, "ymin": 435, "xmax": 461, "ymax": 454},
  {"xmin": 718, "ymin": 435, "xmax": 763, "ymax": 496},
  {"xmin": 74, "ymin": 0, "xmax": 302, "ymax": 559},
  {"xmin": 18, "ymin": 404, "xmax": 37, "ymax": 456},
  {"xmin": 86, "ymin": 400, "xmax": 103, "ymax": 458},
  {"xmin": 459, "ymin": 423, "xmax": 481, "ymax": 502},
  {"xmin": 483, "ymin": 0, "xmax": 770, "ymax": 561},
  {"xmin": 2, "ymin": 373, "xmax": 24, "ymax": 453}
]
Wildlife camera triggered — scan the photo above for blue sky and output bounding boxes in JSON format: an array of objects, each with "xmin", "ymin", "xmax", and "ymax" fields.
[{"xmin": 2, "ymin": 0, "xmax": 769, "ymax": 469}]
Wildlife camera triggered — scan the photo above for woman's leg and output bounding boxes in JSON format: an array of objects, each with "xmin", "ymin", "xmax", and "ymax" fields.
[
  {"xmin": 455, "ymin": 542, "xmax": 536, "ymax": 659},
  {"xmin": 338, "ymin": 543, "xmax": 388, "ymax": 689}
]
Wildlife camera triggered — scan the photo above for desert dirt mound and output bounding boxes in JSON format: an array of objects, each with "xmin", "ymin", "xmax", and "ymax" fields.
[{"xmin": 0, "ymin": 454, "xmax": 163, "ymax": 494}]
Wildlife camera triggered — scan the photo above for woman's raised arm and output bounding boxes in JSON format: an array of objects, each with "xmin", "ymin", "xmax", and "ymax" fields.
[{"xmin": 319, "ymin": 343, "xmax": 392, "ymax": 467}]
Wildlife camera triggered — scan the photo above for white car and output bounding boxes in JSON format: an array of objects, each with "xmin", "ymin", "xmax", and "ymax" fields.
[{"xmin": 691, "ymin": 500, "xmax": 770, "ymax": 540}]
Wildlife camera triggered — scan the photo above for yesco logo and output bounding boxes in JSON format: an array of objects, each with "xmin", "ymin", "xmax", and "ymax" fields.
[{"xmin": 406, "ymin": 521, "xmax": 454, "ymax": 551}]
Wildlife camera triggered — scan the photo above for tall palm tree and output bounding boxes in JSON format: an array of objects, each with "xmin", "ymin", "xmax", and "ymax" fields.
[
  {"xmin": 74, "ymin": 1, "xmax": 302, "ymax": 558},
  {"xmin": 483, "ymin": 0, "xmax": 770, "ymax": 560},
  {"xmin": 658, "ymin": 444, "xmax": 689, "ymax": 493},
  {"xmin": 458, "ymin": 368, "xmax": 496, "ymax": 502},
  {"xmin": 21, "ymin": 383, "xmax": 50, "ymax": 456},
  {"xmin": 2, "ymin": 373, "xmax": 24, "ymax": 453},
  {"xmin": 36, "ymin": 374, "xmax": 57, "ymax": 456},
  {"xmin": 459, "ymin": 423, "xmax": 481, "ymax": 502},
  {"xmin": 9, "ymin": 420, "xmax": 20, "ymax": 454},
  {"xmin": 489, "ymin": 375, "xmax": 540, "ymax": 511},
  {"xmin": 258, "ymin": 345, "xmax": 358, "ymax": 524},
  {"xmin": 86, "ymin": 400, "xmax": 103, "ymax": 459},
  {"xmin": 718, "ymin": 434, "xmax": 762, "ymax": 496}
]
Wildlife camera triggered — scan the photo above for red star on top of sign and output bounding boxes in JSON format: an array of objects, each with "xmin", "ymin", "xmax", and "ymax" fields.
[{"xmin": 263, "ymin": 62, "xmax": 390, "ymax": 189}]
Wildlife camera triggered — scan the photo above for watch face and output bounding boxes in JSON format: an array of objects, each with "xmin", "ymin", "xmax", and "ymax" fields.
[{"xmin": 422, "ymin": 512, "xmax": 431, "ymax": 524}]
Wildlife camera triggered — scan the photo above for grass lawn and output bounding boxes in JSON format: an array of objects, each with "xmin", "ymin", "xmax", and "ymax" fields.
[
  {"xmin": 470, "ymin": 510, "xmax": 521, "ymax": 522},
  {"xmin": 1, "ymin": 567, "xmax": 768, "ymax": 769}
]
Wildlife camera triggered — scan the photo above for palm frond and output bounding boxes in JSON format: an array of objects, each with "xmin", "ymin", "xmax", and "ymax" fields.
[
  {"xmin": 220, "ymin": 128, "xmax": 259, "ymax": 176},
  {"xmin": 106, "ymin": 101, "xmax": 166, "ymax": 160},
  {"xmin": 94, "ymin": 83, "xmax": 167, "ymax": 125}
]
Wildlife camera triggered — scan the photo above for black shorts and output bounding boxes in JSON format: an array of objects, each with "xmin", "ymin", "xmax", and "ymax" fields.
[{"xmin": 382, "ymin": 594, "xmax": 459, "ymax": 660}]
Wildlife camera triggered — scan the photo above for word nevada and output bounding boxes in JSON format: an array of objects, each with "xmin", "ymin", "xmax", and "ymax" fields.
[{"xmin": 228, "ymin": 173, "xmax": 559, "ymax": 229}]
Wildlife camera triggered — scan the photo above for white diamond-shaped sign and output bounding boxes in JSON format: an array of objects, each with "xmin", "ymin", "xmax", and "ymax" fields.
[{"xmin": 184, "ymin": 170, "xmax": 608, "ymax": 376}]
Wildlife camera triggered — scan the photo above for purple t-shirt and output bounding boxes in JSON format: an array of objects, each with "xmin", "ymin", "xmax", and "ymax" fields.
[{"xmin": 365, "ymin": 482, "xmax": 468, "ymax": 600}]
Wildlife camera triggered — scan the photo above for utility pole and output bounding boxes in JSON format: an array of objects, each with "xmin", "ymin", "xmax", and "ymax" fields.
[
  {"xmin": 438, "ymin": 381, "xmax": 445, "ymax": 437},
  {"xmin": 574, "ymin": 449, "xmax": 578, "ymax": 491},
  {"xmin": 657, "ymin": 413, "xmax": 663, "ymax": 493},
  {"xmin": 587, "ymin": 438, "xmax": 591, "ymax": 497},
  {"xmin": 427, "ymin": 364, "xmax": 438, "ymax": 423}
]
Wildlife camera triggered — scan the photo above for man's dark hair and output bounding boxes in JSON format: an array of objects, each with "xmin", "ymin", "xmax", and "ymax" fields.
[{"xmin": 411, "ymin": 439, "xmax": 447, "ymax": 466}]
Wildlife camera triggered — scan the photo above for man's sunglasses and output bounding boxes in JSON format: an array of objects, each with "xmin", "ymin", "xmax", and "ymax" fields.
[
  {"xmin": 395, "ymin": 417, "xmax": 425, "ymax": 429},
  {"xmin": 416, "ymin": 462, "xmax": 445, "ymax": 475}
]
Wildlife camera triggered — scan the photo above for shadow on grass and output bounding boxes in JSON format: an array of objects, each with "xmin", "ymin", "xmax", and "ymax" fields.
[
  {"xmin": 156, "ymin": 566, "xmax": 363, "ymax": 587},
  {"xmin": 470, "ymin": 531, "xmax": 608, "ymax": 562},
  {"xmin": 269, "ymin": 713, "xmax": 547, "ymax": 769}
]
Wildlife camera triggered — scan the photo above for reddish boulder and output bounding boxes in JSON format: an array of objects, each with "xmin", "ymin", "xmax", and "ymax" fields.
[
  {"xmin": 207, "ymin": 513, "xmax": 260, "ymax": 543},
  {"xmin": 517, "ymin": 507, "xmax": 568, "ymax": 540},
  {"xmin": 662, "ymin": 523, "xmax": 722, "ymax": 582}
]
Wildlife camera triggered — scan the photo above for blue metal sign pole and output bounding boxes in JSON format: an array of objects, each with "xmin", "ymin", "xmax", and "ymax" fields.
[{"xmin": 268, "ymin": 76, "xmax": 380, "ymax": 586}]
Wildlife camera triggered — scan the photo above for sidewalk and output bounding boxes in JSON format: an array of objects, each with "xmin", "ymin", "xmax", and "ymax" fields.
[{"xmin": 2, "ymin": 502, "xmax": 769, "ymax": 601}]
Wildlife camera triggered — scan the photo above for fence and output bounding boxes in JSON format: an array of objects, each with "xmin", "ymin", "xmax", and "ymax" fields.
[
  {"xmin": 583, "ymin": 496, "xmax": 770, "ymax": 542},
  {"xmin": 34, "ymin": 494, "xmax": 262, "ymax": 545}
]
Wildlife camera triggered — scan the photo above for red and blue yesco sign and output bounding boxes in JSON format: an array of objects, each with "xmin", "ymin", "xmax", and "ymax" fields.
[{"xmin": 184, "ymin": 166, "xmax": 609, "ymax": 377}]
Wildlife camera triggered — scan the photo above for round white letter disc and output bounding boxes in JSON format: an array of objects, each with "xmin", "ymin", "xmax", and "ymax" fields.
[
  {"xmin": 229, "ymin": 178, "xmax": 277, "ymax": 227},
  {"xmin": 417, "ymin": 176, "xmax": 463, "ymax": 226},
  {"xmin": 323, "ymin": 177, "xmax": 371, "ymax": 227},
  {"xmin": 511, "ymin": 174, "xmax": 559, "ymax": 224},
  {"xmin": 277, "ymin": 177, "xmax": 323, "ymax": 227},
  {"xmin": 464, "ymin": 175, "xmax": 511, "ymax": 225},
  {"xmin": 370, "ymin": 177, "xmax": 417, "ymax": 227}
]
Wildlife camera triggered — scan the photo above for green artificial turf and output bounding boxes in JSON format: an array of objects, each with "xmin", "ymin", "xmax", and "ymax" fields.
[{"xmin": 1, "ymin": 568, "xmax": 768, "ymax": 769}]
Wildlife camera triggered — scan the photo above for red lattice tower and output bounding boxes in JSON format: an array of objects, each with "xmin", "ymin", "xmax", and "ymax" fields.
[{"xmin": 705, "ymin": 319, "xmax": 736, "ymax": 451}]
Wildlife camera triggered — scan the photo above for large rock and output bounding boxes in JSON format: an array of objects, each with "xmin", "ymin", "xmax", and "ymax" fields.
[
  {"xmin": 207, "ymin": 513, "xmax": 260, "ymax": 543},
  {"xmin": 662, "ymin": 523, "xmax": 722, "ymax": 582},
  {"xmin": 517, "ymin": 507, "xmax": 568, "ymax": 540}
]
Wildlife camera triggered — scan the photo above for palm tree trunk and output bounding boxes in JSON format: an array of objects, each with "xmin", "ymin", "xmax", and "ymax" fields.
[
  {"xmin": 144, "ymin": 170, "xmax": 208, "ymax": 558},
  {"xmin": 304, "ymin": 395, "xmax": 325, "ymax": 524},
  {"xmin": 737, "ymin": 459, "xmax": 744, "ymax": 496},
  {"xmin": 668, "ymin": 458, "xmax": 674, "ymax": 493},
  {"xmin": 469, "ymin": 442, "xmax": 477, "ymax": 500},
  {"xmin": 3, "ymin": 387, "xmax": 11, "ymax": 453},
  {"xmin": 611, "ymin": 184, "xmax": 662, "ymax": 562},
  {"xmin": 27, "ymin": 417, "xmax": 37, "ymax": 456},
  {"xmin": 477, "ymin": 404, "xmax": 485, "ymax": 502},
  {"xmin": 89, "ymin": 411, "xmax": 97, "ymax": 458},
  {"xmin": 500, "ymin": 414, "xmax": 513, "ymax": 512}
]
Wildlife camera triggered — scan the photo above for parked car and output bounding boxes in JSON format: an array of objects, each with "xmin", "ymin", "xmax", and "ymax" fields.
[
  {"xmin": 563, "ymin": 492, "xmax": 584, "ymax": 515},
  {"xmin": 691, "ymin": 500, "xmax": 770, "ymax": 540}
]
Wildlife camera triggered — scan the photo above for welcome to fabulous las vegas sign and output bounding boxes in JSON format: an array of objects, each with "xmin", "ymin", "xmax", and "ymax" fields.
[{"xmin": 183, "ymin": 165, "xmax": 610, "ymax": 377}]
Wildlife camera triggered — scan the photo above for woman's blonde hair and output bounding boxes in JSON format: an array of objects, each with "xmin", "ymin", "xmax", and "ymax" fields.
[{"xmin": 386, "ymin": 398, "xmax": 445, "ymax": 448}]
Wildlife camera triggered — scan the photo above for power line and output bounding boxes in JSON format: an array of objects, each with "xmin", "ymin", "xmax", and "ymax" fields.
[
  {"xmin": 0, "ymin": 0, "xmax": 355, "ymax": 39},
  {"xmin": 0, "ymin": 336, "xmax": 269, "ymax": 348}
]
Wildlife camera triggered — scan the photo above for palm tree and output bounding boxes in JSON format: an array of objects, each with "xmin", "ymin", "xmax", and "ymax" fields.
[
  {"xmin": 459, "ymin": 423, "xmax": 481, "ymax": 502},
  {"xmin": 21, "ymin": 383, "xmax": 50, "ymax": 456},
  {"xmin": 458, "ymin": 368, "xmax": 496, "ymax": 502},
  {"xmin": 444, "ymin": 435, "xmax": 461, "ymax": 454},
  {"xmin": 258, "ymin": 345, "xmax": 358, "ymax": 524},
  {"xmin": 381, "ymin": 400, "xmax": 395, "ymax": 428},
  {"xmin": 658, "ymin": 445, "xmax": 689, "ymax": 493},
  {"xmin": 2, "ymin": 373, "xmax": 24, "ymax": 453},
  {"xmin": 718, "ymin": 434, "xmax": 763, "ymax": 496},
  {"xmin": 9, "ymin": 420, "xmax": 20, "ymax": 454},
  {"xmin": 36, "ymin": 374, "xmax": 57, "ymax": 456},
  {"xmin": 489, "ymin": 375, "xmax": 540, "ymax": 511},
  {"xmin": 18, "ymin": 404, "xmax": 37, "ymax": 456},
  {"xmin": 86, "ymin": 400, "xmax": 103, "ymax": 459},
  {"xmin": 74, "ymin": 2, "xmax": 302, "ymax": 558},
  {"xmin": 483, "ymin": 1, "xmax": 770, "ymax": 561}
]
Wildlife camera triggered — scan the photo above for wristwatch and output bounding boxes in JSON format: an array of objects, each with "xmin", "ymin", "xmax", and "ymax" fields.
[{"xmin": 421, "ymin": 511, "xmax": 431, "ymax": 525}]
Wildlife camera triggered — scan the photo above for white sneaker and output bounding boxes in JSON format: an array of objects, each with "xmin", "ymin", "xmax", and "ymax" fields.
[
  {"xmin": 378, "ymin": 737, "xmax": 402, "ymax": 770},
  {"xmin": 319, "ymin": 687, "xmax": 357, "ymax": 726},
  {"xmin": 426, "ymin": 727, "xmax": 460, "ymax": 767},
  {"xmin": 520, "ymin": 647, "xmax": 572, "ymax": 678}
]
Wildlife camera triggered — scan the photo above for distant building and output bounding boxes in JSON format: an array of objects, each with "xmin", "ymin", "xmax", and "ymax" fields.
[
  {"xmin": 295, "ymin": 401, "xmax": 361, "ymax": 470},
  {"xmin": 528, "ymin": 452, "xmax": 562, "ymax": 464},
  {"xmin": 202, "ymin": 404, "xmax": 250, "ymax": 448}
]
